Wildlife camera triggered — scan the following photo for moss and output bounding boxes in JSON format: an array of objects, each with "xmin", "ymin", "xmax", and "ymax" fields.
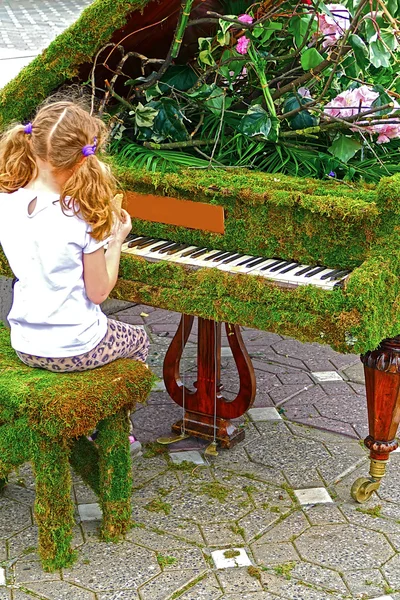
[
  {"xmin": 0, "ymin": 322, "xmax": 155, "ymax": 570},
  {"xmin": 356, "ymin": 504, "xmax": 383, "ymax": 518},
  {"xmin": 0, "ymin": 0, "xmax": 151, "ymax": 128},
  {"xmin": 223, "ymin": 549, "xmax": 241, "ymax": 558},
  {"xmin": 157, "ymin": 554, "xmax": 178, "ymax": 568},
  {"xmin": 200, "ymin": 482, "xmax": 232, "ymax": 503},
  {"xmin": 144, "ymin": 498, "xmax": 172, "ymax": 515},
  {"xmin": 247, "ymin": 566, "xmax": 262, "ymax": 581}
]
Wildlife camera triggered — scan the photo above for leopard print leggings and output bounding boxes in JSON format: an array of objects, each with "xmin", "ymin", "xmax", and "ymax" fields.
[{"xmin": 16, "ymin": 318, "xmax": 149, "ymax": 372}]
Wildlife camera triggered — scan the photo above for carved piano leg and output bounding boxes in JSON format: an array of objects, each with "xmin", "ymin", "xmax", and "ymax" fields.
[
  {"xmin": 351, "ymin": 336, "xmax": 400, "ymax": 503},
  {"xmin": 164, "ymin": 316, "xmax": 256, "ymax": 449}
]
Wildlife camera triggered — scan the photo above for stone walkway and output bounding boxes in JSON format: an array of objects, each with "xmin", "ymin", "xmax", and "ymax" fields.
[{"xmin": 2, "ymin": 298, "xmax": 400, "ymax": 600}]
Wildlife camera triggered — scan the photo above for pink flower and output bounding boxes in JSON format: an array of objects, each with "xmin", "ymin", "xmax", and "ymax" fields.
[
  {"xmin": 236, "ymin": 36, "xmax": 250, "ymax": 54},
  {"xmin": 238, "ymin": 14, "xmax": 254, "ymax": 25},
  {"xmin": 318, "ymin": 4, "xmax": 351, "ymax": 48},
  {"xmin": 298, "ymin": 87, "xmax": 312, "ymax": 99},
  {"xmin": 324, "ymin": 86, "xmax": 379, "ymax": 118},
  {"xmin": 372, "ymin": 123, "xmax": 400, "ymax": 144}
]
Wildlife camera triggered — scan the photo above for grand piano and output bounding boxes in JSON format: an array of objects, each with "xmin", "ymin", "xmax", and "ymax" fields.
[{"xmin": 1, "ymin": 0, "xmax": 400, "ymax": 504}]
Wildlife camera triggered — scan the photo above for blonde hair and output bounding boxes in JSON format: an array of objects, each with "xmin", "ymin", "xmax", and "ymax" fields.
[{"xmin": 0, "ymin": 101, "xmax": 117, "ymax": 241}]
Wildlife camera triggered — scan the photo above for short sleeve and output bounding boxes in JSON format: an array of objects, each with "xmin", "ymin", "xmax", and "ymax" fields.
[{"xmin": 82, "ymin": 227, "xmax": 110, "ymax": 254}]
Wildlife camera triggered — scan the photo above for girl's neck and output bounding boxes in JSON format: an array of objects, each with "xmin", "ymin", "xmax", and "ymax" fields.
[{"xmin": 25, "ymin": 168, "xmax": 61, "ymax": 195}]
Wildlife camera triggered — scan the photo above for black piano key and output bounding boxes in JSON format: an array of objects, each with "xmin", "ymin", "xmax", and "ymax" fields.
[
  {"xmin": 269, "ymin": 260, "xmax": 293, "ymax": 273},
  {"xmin": 237, "ymin": 256, "xmax": 259, "ymax": 267},
  {"xmin": 260, "ymin": 259, "xmax": 285, "ymax": 271},
  {"xmin": 180, "ymin": 246, "xmax": 201, "ymax": 257},
  {"xmin": 278, "ymin": 262, "xmax": 301, "ymax": 274},
  {"xmin": 320, "ymin": 268, "xmax": 342, "ymax": 280},
  {"xmin": 221, "ymin": 253, "xmax": 243, "ymax": 264},
  {"xmin": 148, "ymin": 241, "xmax": 171, "ymax": 252},
  {"xmin": 330, "ymin": 269, "xmax": 350, "ymax": 281},
  {"xmin": 204, "ymin": 250, "xmax": 228, "ymax": 262},
  {"xmin": 294, "ymin": 265, "xmax": 315, "ymax": 277},
  {"xmin": 136, "ymin": 238, "xmax": 159, "ymax": 249},
  {"xmin": 213, "ymin": 252, "xmax": 236, "ymax": 262},
  {"xmin": 128, "ymin": 236, "xmax": 150, "ymax": 248},
  {"xmin": 158, "ymin": 242, "xmax": 182, "ymax": 254},
  {"xmin": 304, "ymin": 266, "xmax": 326, "ymax": 278},
  {"xmin": 189, "ymin": 248, "xmax": 210, "ymax": 259},
  {"xmin": 243, "ymin": 257, "xmax": 270, "ymax": 269},
  {"xmin": 166, "ymin": 243, "xmax": 191, "ymax": 255}
]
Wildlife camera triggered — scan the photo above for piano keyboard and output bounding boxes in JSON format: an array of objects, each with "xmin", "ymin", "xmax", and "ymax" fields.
[{"xmin": 121, "ymin": 236, "xmax": 351, "ymax": 290}]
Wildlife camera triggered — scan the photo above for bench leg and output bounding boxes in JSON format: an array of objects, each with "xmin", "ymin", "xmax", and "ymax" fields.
[
  {"xmin": 31, "ymin": 434, "xmax": 76, "ymax": 571},
  {"xmin": 97, "ymin": 410, "xmax": 132, "ymax": 541}
]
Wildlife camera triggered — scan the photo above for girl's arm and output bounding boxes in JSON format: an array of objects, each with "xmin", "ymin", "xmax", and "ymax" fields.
[{"xmin": 83, "ymin": 209, "xmax": 132, "ymax": 305}]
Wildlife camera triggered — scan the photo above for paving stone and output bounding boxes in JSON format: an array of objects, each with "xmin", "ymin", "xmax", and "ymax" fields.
[
  {"xmin": 63, "ymin": 542, "xmax": 160, "ymax": 592},
  {"xmin": 0, "ymin": 568, "xmax": 5, "ymax": 586},
  {"xmin": 343, "ymin": 568, "xmax": 388, "ymax": 597},
  {"xmin": 252, "ymin": 541, "xmax": 299, "ymax": 565},
  {"xmin": 77, "ymin": 503, "xmax": 102, "ymax": 521},
  {"xmin": 211, "ymin": 548, "xmax": 252, "ymax": 569},
  {"xmin": 341, "ymin": 503, "xmax": 400, "ymax": 535},
  {"xmin": 311, "ymin": 371, "xmax": 343, "ymax": 383},
  {"xmin": 0, "ymin": 497, "xmax": 32, "ymax": 538},
  {"xmin": 382, "ymin": 553, "xmax": 400, "ymax": 589},
  {"xmin": 247, "ymin": 407, "xmax": 282, "ymax": 421},
  {"xmin": 341, "ymin": 361, "xmax": 365, "ymax": 384},
  {"xmin": 274, "ymin": 385, "xmax": 327, "ymax": 407},
  {"xmin": 217, "ymin": 566, "xmax": 262, "ymax": 592},
  {"xmin": 169, "ymin": 451, "xmax": 205, "ymax": 465},
  {"xmin": 291, "ymin": 562, "xmax": 348, "ymax": 593},
  {"xmin": 157, "ymin": 547, "xmax": 208, "ymax": 570},
  {"xmin": 295, "ymin": 523, "xmax": 394, "ymax": 570},
  {"xmin": 127, "ymin": 527, "xmax": 195, "ymax": 552},
  {"xmin": 255, "ymin": 511, "xmax": 309, "ymax": 544},
  {"xmin": 139, "ymin": 569, "xmax": 205, "ymax": 600},
  {"xmin": 101, "ymin": 299, "xmax": 136, "ymax": 315},
  {"xmin": 74, "ymin": 483, "xmax": 99, "ymax": 505},
  {"xmin": 25, "ymin": 581, "xmax": 95, "ymax": 599},
  {"xmin": 3, "ymin": 483, "xmax": 35, "ymax": 506},
  {"xmin": 13, "ymin": 560, "xmax": 61, "ymax": 584},
  {"xmin": 259, "ymin": 571, "xmax": 343, "ymax": 599},
  {"xmin": 201, "ymin": 523, "xmax": 245, "ymax": 547},
  {"xmin": 304, "ymin": 503, "xmax": 347, "ymax": 525},
  {"xmin": 177, "ymin": 573, "xmax": 222, "ymax": 599},
  {"xmin": 294, "ymin": 487, "xmax": 333, "ymax": 505},
  {"xmin": 97, "ymin": 592, "xmax": 140, "ymax": 600},
  {"xmin": 223, "ymin": 594, "xmax": 276, "ymax": 600},
  {"xmin": 0, "ymin": 591, "xmax": 12, "ymax": 600}
]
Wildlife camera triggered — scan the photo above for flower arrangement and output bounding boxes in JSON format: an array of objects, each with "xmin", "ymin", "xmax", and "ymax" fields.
[{"xmin": 97, "ymin": 0, "xmax": 400, "ymax": 181}]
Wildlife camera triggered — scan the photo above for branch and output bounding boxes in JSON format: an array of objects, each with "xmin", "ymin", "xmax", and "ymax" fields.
[{"xmin": 143, "ymin": 139, "xmax": 214, "ymax": 149}]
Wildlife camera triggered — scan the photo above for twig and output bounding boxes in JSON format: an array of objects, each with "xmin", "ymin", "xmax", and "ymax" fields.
[
  {"xmin": 90, "ymin": 43, "xmax": 123, "ymax": 116},
  {"xmin": 143, "ymin": 139, "xmax": 214, "ymax": 150},
  {"xmin": 104, "ymin": 81, "xmax": 135, "ymax": 111},
  {"xmin": 209, "ymin": 94, "xmax": 225, "ymax": 165}
]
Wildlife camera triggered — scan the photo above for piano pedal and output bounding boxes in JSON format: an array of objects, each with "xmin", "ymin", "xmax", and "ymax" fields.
[
  {"xmin": 204, "ymin": 441, "xmax": 219, "ymax": 457},
  {"xmin": 156, "ymin": 433, "xmax": 190, "ymax": 445}
]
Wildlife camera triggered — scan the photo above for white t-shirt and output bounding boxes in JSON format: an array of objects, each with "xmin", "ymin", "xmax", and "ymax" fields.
[{"xmin": 0, "ymin": 188, "xmax": 108, "ymax": 357}]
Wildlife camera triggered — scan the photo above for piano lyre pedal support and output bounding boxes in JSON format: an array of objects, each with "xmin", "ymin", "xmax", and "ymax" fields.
[
  {"xmin": 162, "ymin": 315, "xmax": 256, "ymax": 449},
  {"xmin": 351, "ymin": 336, "xmax": 400, "ymax": 503}
]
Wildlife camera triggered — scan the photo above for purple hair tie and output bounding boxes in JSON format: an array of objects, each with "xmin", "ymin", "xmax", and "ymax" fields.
[
  {"xmin": 23, "ymin": 122, "xmax": 33, "ymax": 135},
  {"xmin": 82, "ymin": 136, "xmax": 97, "ymax": 157}
]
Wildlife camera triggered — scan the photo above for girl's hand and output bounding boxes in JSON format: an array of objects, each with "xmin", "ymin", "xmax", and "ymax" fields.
[{"xmin": 111, "ymin": 209, "xmax": 132, "ymax": 244}]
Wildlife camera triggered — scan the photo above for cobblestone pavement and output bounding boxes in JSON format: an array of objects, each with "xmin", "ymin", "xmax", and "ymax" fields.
[
  {"xmin": 0, "ymin": 0, "xmax": 94, "ymax": 52},
  {"xmin": 2, "ymin": 298, "xmax": 400, "ymax": 599}
]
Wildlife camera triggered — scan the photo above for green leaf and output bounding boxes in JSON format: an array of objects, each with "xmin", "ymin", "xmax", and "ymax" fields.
[
  {"xmin": 349, "ymin": 34, "xmax": 369, "ymax": 69},
  {"xmin": 219, "ymin": 15, "xmax": 236, "ymax": 35},
  {"xmin": 328, "ymin": 135, "xmax": 362, "ymax": 163},
  {"xmin": 283, "ymin": 94, "xmax": 317, "ymax": 130},
  {"xmin": 381, "ymin": 30, "xmax": 398, "ymax": 52},
  {"xmin": 372, "ymin": 85, "xmax": 394, "ymax": 115},
  {"xmin": 369, "ymin": 39, "xmax": 391, "ymax": 68},
  {"xmin": 252, "ymin": 21, "xmax": 283, "ymax": 44},
  {"xmin": 198, "ymin": 50, "xmax": 215, "ymax": 66},
  {"xmin": 159, "ymin": 65, "xmax": 198, "ymax": 92},
  {"xmin": 219, "ymin": 49, "xmax": 243, "ymax": 82},
  {"xmin": 134, "ymin": 102, "xmax": 158, "ymax": 128},
  {"xmin": 217, "ymin": 30, "xmax": 231, "ymax": 46},
  {"xmin": 238, "ymin": 105, "xmax": 279, "ymax": 141},
  {"xmin": 198, "ymin": 37, "xmax": 212, "ymax": 51},
  {"xmin": 288, "ymin": 15, "xmax": 317, "ymax": 48},
  {"xmin": 204, "ymin": 87, "xmax": 232, "ymax": 115},
  {"xmin": 186, "ymin": 84, "xmax": 216, "ymax": 100},
  {"xmin": 144, "ymin": 84, "xmax": 162, "ymax": 102},
  {"xmin": 300, "ymin": 48, "xmax": 324, "ymax": 70},
  {"xmin": 148, "ymin": 98, "xmax": 189, "ymax": 142}
]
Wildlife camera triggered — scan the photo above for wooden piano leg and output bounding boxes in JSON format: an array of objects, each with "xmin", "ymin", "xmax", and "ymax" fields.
[{"xmin": 351, "ymin": 336, "xmax": 400, "ymax": 503}]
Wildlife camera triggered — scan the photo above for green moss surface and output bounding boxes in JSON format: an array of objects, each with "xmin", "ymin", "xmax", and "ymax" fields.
[{"xmin": 0, "ymin": 0, "xmax": 151, "ymax": 128}]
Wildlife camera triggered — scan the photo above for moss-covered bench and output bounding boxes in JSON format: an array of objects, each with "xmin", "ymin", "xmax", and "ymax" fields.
[{"xmin": 0, "ymin": 322, "xmax": 155, "ymax": 571}]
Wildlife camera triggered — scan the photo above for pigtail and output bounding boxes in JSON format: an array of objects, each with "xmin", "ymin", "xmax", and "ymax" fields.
[
  {"xmin": 60, "ymin": 155, "xmax": 117, "ymax": 242},
  {"xmin": 0, "ymin": 124, "xmax": 37, "ymax": 192}
]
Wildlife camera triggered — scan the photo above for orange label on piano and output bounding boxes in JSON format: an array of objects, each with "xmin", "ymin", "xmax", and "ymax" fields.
[{"xmin": 124, "ymin": 191, "xmax": 225, "ymax": 234}]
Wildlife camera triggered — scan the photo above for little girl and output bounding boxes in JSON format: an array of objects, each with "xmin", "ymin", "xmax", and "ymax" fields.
[{"xmin": 0, "ymin": 100, "xmax": 149, "ymax": 451}]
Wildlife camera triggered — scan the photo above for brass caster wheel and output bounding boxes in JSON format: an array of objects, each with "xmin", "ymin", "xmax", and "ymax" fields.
[{"xmin": 351, "ymin": 476, "xmax": 381, "ymax": 503}]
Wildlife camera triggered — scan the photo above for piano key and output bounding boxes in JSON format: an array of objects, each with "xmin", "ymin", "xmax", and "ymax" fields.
[
  {"xmin": 330, "ymin": 269, "xmax": 350, "ymax": 281},
  {"xmin": 278, "ymin": 263, "xmax": 301, "ymax": 274},
  {"xmin": 270, "ymin": 261, "xmax": 298, "ymax": 273},
  {"xmin": 262, "ymin": 260, "xmax": 289, "ymax": 272},
  {"xmin": 180, "ymin": 246, "xmax": 203, "ymax": 258},
  {"xmin": 204, "ymin": 250, "xmax": 230, "ymax": 262},
  {"xmin": 304, "ymin": 266, "xmax": 326, "ymax": 278},
  {"xmin": 294, "ymin": 265, "xmax": 315, "ymax": 277},
  {"xmin": 149, "ymin": 240, "xmax": 176, "ymax": 252},
  {"xmin": 166, "ymin": 243, "xmax": 192, "ymax": 255},
  {"xmin": 127, "ymin": 236, "xmax": 150, "ymax": 248},
  {"xmin": 320, "ymin": 268, "xmax": 342, "ymax": 280},
  {"xmin": 221, "ymin": 253, "xmax": 243, "ymax": 264},
  {"xmin": 136, "ymin": 238, "xmax": 160, "ymax": 249},
  {"xmin": 189, "ymin": 248, "xmax": 211, "ymax": 259},
  {"xmin": 157, "ymin": 242, "xmax": 183, "ymax": 255},
  {"xmin": 243, "ymin": 256, "xmax": 272, "ymax": 269},
  {"xmin": 123, "ymin": 239, "xmax": 170, "ymax": 258},
  {"xmin": 224, "ymin": 257, "xmax": 275, "ymax": 274},
  {"xmin": 212, "ymin": 252, "xmax": 236, "ymax": 262}
]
